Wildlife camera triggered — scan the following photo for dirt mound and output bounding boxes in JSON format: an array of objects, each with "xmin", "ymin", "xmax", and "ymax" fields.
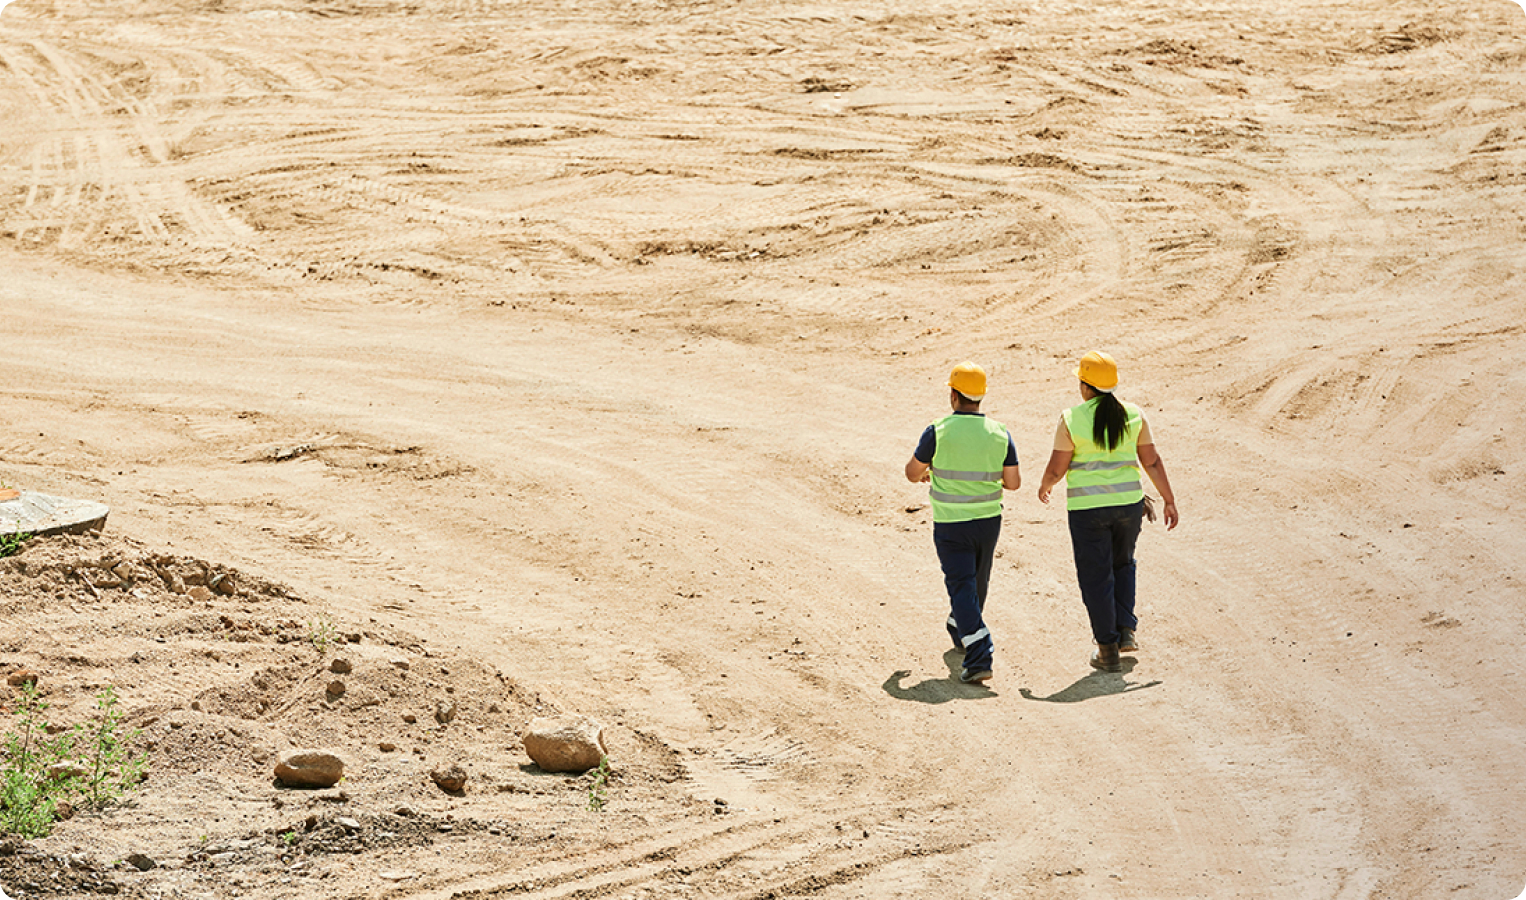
[{"xmin": 0, "ymin": 533, "xmax": 690, "ymax": 899}]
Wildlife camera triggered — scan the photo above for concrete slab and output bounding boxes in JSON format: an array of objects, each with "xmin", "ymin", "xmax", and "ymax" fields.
[{"xmin": 0, "ymin": 490, "xmax": 109, "ymax": 537}]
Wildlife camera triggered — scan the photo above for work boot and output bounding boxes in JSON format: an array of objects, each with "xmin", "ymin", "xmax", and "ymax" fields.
[
  {"xmin": 1090, "ymin": 642, "xmax": 1122, "ymax": 672},
  {"xmin": 1118, "ymin": 628, "xmax": 1138, "ymax": 653}
]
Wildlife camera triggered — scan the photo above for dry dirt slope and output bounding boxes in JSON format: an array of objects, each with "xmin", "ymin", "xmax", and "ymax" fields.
[{"xmin": 2, "ymin": 0, "xmax": 1526, "ymax": 897}]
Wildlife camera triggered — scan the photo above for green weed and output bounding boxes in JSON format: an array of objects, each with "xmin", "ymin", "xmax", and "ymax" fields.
[
  {"xmin": 307, "ymin": 615, "xmax": 338, "ymax": 653},
  {"xmin": 0, "ymin": 683, "xmax": 148, "ymax": 838},
  {"xmin": 0, "ymin": 531, "xmax": 31, "ymax": 559},
  {"xmin": 587, "ymin": 755, "xmax": 611, "ymax": 812}
]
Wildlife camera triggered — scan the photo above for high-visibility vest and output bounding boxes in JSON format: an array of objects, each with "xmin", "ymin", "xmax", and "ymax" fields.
[
  {"xmin": 929, "ymin": 414, "xmax": 1009, "ymax": 523},
  {"xmin": 1063, "ymin": 398, "xmax": 1144, "ymax": 511}
]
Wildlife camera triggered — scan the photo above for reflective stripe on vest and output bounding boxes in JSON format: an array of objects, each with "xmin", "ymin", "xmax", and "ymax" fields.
[
  {"xmin": 929, "ymin": 414, "xmax": 1009, "ymax": 523},
  {"xmin": 1063, "ymin": 398, "xmax": 1144, "ymax": 511}
]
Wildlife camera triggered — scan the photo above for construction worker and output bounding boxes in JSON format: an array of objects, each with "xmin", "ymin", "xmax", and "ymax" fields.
[
  {"xmin": 905, "ymin": 362, "xmax": 1021, "ymax": 685},
  {"xmin": 1037, "ymin": 351, "xmax": 1178, "ymax": 672}
]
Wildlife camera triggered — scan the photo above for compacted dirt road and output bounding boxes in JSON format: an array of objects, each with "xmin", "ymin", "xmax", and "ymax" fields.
[{"xmin": 2, "ymin": 0, "xmax": 1525, "ymax": 897}]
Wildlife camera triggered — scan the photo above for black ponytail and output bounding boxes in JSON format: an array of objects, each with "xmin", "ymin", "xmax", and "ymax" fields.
[{"xmin": 1092, "ymin": 391, "xmax": 1129, "ymax": 451}]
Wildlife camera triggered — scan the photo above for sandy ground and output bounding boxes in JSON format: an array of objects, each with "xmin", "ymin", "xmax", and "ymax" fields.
[{"xmin": 2, "ymin": 0, "xmax": 1526, "ymax": 897}]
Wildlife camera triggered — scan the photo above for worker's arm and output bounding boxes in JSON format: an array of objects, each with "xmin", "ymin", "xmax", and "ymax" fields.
[
  {"xmin": 905, "ymin": 456, "xmax": 930, "ymax": 483},
  {"xmin": 1037, "ymin": 450, "xmax": 1071, "ymax": 504},
  {"xmin": 1002, "ymin": 464, "xmax": 1021, "ymax": 491},
  {"xmin": 1136, "ymin": 443, "xmax": 1178, "ymax": 530}
]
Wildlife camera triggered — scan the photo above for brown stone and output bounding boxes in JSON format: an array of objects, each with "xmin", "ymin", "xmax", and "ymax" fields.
[
  {"xmin": 274, "ymin": 750, "xmax": 345, "ymax": 788},
  {"xmin": 522, "ymin": 716, "xmax": 607, "ymax": 773},
  {"xmin": 429, "ymin": 764, "xmax": 467, "ymax": 793},
  {"xmin": 6, "ymin": 669, "xmax": 37, "ymax": 688}
]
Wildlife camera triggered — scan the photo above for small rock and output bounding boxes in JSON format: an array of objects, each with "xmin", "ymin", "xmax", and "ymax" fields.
[
  {"xmin": 430, "ymin": 764, "xmax": 467, "ymax": 793},
  {"xmin": 402, "ymin": 713, "xmax": 417, "ymax": 724},
  {"xmin": 274, "ymin": 750, "xmax": 345, "ymax": 788},
  {"xmin": 6, "ymin": 669, "xmax": 37, "ymax": 688},
  {"xmin": 522, "ymin": 716, "xmax": 607, "ymax": 773},
  {"xmin": 434, "ymin": 700, "xmax": 457, "ymax": 724},
  {"xmin": 325, "ymin": 680, "xmax": 346, "ymax": 698},
  {"xmin": 209, "ymin": 573, "xmax": 237, "ymax": 596},
  {"xmin": 55, "ymin": 801, "xmax": 76, "ymax": 821},
  {"xmin": 187, "ymin": 586, "xmax": 214, "ymax": 602},
  {"xmin": 378, "ymin": 742, "xmax": 396, "ymax": 752},
  {"xmin": 126, "ymin": 853, "xmax": 156, "ymax": 871},
  {"xmin": 329, "ymin": 658, "xmax": 352, "ymax": 674},
  {"xmin": 393, "ymin": 804, "xmax": 418, "ymax": 817},
  {"xmin": 390, "ymin": 658, "xmax": 410, "ymax": 671},
  {"xmin": 336, "ymin": 817, "xmax": 361, "ymax": 832}
]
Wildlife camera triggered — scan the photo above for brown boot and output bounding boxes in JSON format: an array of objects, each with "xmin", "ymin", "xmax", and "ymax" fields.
[{"xmin": 1090, "ymin": 642, "xmax": 1122, "ymax": 672}]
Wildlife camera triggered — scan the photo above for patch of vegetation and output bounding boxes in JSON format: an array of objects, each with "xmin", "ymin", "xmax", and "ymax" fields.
[
  {"xmin": 587, "ymin": 755, "xmax": 611, "ymax": 812},
  {"xmin": 0, "ymin": 683, "xmax": 148, "ymax": 838},
  {"xmin": 0, "ymin": 531, "xmax": 31, "ymax": 559},
  {"xmin": 307, "ymin": 615, "xmax": 338, "ymax": 653}
]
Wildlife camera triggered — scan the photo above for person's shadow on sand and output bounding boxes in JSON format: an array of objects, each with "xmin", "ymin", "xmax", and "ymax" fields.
[
  {"xmin": 881, "ymin": 649, "xmax": 1000, "ymax": 704},
  {"xmin": 1019, "ymin": 663, "xmax": 1162, "ymax": 703}
]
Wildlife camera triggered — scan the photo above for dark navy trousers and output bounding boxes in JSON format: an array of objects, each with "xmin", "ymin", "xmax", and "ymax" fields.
[
  {"xmin": 933, "ymin": 514, "xmax": 1000, "ymax": 673},
  {"xmin": 1067, "ymin": 500, "xmax": 1144, "ymax": 646}
]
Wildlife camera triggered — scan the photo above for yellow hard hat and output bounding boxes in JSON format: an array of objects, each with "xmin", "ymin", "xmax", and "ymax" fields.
[
  {"xmin": 1074, "ymin": 351, "xmax": 1119, "ymax": 392},
  {"xmin": 947, "ymin": 361, "xmax": 987, "ymax": 400}
]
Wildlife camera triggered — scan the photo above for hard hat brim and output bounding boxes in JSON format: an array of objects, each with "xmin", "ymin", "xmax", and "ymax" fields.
[{"xmin": 1074, "ymin": 367, "xmax": 1118, "ymax": 392}]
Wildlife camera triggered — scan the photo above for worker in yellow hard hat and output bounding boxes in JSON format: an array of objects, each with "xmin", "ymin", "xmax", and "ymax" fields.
[
  {"xmin": 1037, "ymin": 351, "xmax": 1178, "ymax": 672},
  {"xmin": 905, "ymin": 362, "xmax": 1022, "ymax": 685}
]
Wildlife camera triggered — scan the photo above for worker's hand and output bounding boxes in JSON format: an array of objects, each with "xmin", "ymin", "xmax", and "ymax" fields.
[
  {"xmin": 1037, "ymin": 485, "xmax": 1052, "ymax": 504},
  {"xmin": 1162, "ymin": 501, "xmax": 1179, "ymax": 531}
]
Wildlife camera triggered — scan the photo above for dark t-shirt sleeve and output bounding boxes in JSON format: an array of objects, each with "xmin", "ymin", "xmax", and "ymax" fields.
[
  {"xmin": 1005, "ymin": 434, "xmax": 1019, "ymax": 467},
  {"xmin": 913, "ymin": 424, "xmax": 937, "ymax": 463}
]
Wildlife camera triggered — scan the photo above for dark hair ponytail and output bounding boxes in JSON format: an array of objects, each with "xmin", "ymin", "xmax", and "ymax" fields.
[{"xmin": 1092, "ymin": 392, "xmax": 1129, "ymax": 451}]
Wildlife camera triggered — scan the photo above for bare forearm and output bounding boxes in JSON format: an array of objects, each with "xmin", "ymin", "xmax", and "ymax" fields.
[
  {"xmin": 1037, "ymin": 450, "xmax": 1071, "ymax": 504},
  {"xmin": 1142, "ymin": 457, "xmax": 1174, "ymax": 504},
  {"xmin": 905, "ymin": 457, "xmax": 930, "ymax": 483}
]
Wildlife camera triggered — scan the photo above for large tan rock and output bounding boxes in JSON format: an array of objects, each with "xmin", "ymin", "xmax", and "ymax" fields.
[
  {"xmin": 522, "ymin": 716, "xmax": 606, "ymax": 773},
  {"xmin": 274, "ymin": 750, "xmax": 345, "ymax": 788}
]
